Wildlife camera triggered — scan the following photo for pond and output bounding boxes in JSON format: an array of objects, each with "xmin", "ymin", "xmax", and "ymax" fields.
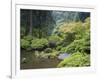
[{"xmin": 20, "ymin": 50, "xmax": 61, "ymax": 69}]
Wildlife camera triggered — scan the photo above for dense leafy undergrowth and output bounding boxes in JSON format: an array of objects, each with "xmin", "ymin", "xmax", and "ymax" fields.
[
  {"xmin": 21, "ymin": 17, "xmax": 90, "ymax": 67},
  {"xmin": 57, "ymin": 52, "xmax": 90, "ymax": 67}
]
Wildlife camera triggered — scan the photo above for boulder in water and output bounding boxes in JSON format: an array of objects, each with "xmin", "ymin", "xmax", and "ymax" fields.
[
  {"xmin": 21, "ymin": 57, "xmax": 27, "ymax": 63},
  {"xmin": 58, "ymin": 53, "xmax": 70, "ymax": 60}
]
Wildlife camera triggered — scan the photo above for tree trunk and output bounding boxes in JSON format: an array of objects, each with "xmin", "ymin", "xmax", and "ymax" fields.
[{"xmin": 29, "ymin": 10, "xmax": 33, "ymax": 35}]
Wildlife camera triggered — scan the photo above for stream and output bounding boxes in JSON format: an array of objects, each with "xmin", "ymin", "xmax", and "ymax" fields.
[
  {"xmin": 21, "ymin": 50, "xmax": 71, "ymax": 69},
  {"xmin": 21, "ymin": 50, "xmax": 61, "ymax": 69}
]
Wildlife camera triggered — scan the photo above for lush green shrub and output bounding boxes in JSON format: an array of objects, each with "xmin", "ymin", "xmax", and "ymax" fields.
[
  {"xmin": 44, "ymin": 48, "xmax": 52, "ymax": 53},
  {"xmin": 57, "ymin": 22, "xmax": 82, "ymax": 33},
  {"xmin": 83, "ymin": 17, "xmax": 90, "ymax": 29},
  {"xmin": 48, "ymin": 35, "xmax": 63, "ymax": 48},
  {"xmin": 57, "ymin": 52, "xmax": 90, "ymax": 67},
  {"xmin": 60, "ymin": 17, "xmax": 90, "ymax": 54},
  {"xmin": 73, "ymin": 17, "xmax": 90, "ymax": 40},
  {"xmin": 60, "ymin": 47, "xmax": 69, "ymax": 53},
  {"xmin": 57, "ymin": 21, "xmax": 89, "ymax": 40},
  {"xmin": 31, "ymin": 38, "xmax": 48, "ymax": 50},
  {"xmin": 23, "ymin": 35, "xmax": 33, "ymax": 41},
  {"xmin": 60, "ymin": 37, "xmax": 90, "ymax": 54},
  {"xmin": 39, "ymin": 51, "xmax": 51, "ymax": 59},
  {"xmin": 62, "ymin": 32, "xmax": 75, "ymax": 47},
  {"xmin": 21, "ymin": 39, "xmax": 30, "ymax": 49},
  {"xmin": 56, "ymin": 46, "xmax": 63, "ymax": 51},
  {"xmin": 56, "ymin": 21, "xmax": 85, "ymax": 47},
  {"xmin": 50, "ymin": 50, "xmax": 59, "ymax": 58}
]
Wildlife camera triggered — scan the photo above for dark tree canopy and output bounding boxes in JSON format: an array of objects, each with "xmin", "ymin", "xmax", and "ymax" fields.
[{"xmin": 20, "ymin": 9, "xmax": 90, "ymax": 36}]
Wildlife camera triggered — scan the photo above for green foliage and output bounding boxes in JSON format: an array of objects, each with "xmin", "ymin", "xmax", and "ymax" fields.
[
  {"xmin": 57, "ymin": 52, "xmax": 90, "ymax": 67},
  {"xmin": 33, "ymin": 49, "xmax": 59, "ymax": 59},
  {"xmin": 83, "ymin": 17, "xmax": 90, "ymax": 29},
  {"xmin": 60, "ymin": 18, "xmax": 90, "ymax": 54},
  {"xmin": 32, "ymin": 27, "xmax": 48, "ymax": 38},
  {"xmin": 56, "ymin": 46, "xmax": 63, "ymax": 51},
  {"xmin": 62, "ymin": 32, "xmax": 75, "ymax": 46},
  {"xmin": 21, "ymin": 17, "xmax": 90, "ymax": 68},
  {"xmin": 48, "ymin": 35, "xmax": 63, "ymax": 48},
  {"xmin": 60, "ymin": 47, "xmax": 69, "ymax": 53},
  {"xmin": 23, "ymin": 35, "xmax": 33, "ymax": 41},
  {"xmin": 48, "ymin": 35, "xmax": 62, "ymax": 44},
  {"xmin": 21, "ymin": 39, "xmax": 30, "ymax": 49},
  {"xmin": 60, "ymin": 38, "xmax": 90, "ymax": 54},
  {"xmin": 44, "ymin": 48, "xmax": 52, "ymax": 53},
  {"xmin": 49, "ymin": 50, "xmax": 59, "ymax": 58},
  {"xmin": 31, "ymin": 38, "xmax": 48, "ymax": 50},
  {"xmin": 58, "ymin": 22, "xmax": 82, "ymax": 33}
]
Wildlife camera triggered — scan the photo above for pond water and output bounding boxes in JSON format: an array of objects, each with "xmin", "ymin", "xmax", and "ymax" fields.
[{"xmin": 20, "ymin": 50, "xmax": 61, "ymax": 69}]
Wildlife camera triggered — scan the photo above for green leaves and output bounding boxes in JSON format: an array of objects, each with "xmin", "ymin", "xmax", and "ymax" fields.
[
  {"xmin": 61, "ymin": 38, "xmax": 90, "ymax": 54},
  {"xmin": 20, "ymin": 17, "xmax": 90, "ymax": 68},
  {"xmin": 21, "ymin": 39, "xmax": 30, "ymax": 49},
  {"xmin": 48, "ymin": 35, "xmax": 63, "ymax": 46},
  {"xmin": 57, "ymin": 17, "xmax": 90, "ymax": 67},
  {"xmin": 57, "ymin": 52, "xmax": 90, "ymax": 67},
  {"xmin": 23, "ymin": 35, "xmax": 33, "ymax": 41},
  {"xmin": 31, "ymin": 38, "xmax": 48, "ymax": 50},
  {"xmin": 59, "ymin": 17, "xmax": 90, "ymax": 54}
]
